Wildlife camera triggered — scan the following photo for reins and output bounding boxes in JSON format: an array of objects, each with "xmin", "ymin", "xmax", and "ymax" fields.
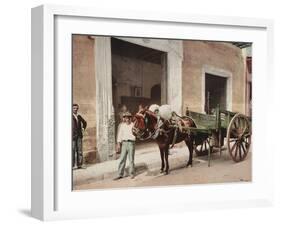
[{"xmin": 134, "ymin": 109, "xmax": 184, "ymax": 146}]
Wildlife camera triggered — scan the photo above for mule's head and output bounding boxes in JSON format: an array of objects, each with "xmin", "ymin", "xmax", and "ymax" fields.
[{"xmin": 132, "ymin": 108, "xmax": 158, "ymax": 140}]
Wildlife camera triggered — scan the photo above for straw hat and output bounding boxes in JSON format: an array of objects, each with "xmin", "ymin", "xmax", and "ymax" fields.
[{"xmin": 123, "ymin": 112, "xmax": 132, "ymax": 117}]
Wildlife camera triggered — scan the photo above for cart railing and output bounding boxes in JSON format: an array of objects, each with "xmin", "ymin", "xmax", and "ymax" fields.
[
  {"xmin": 184, "ymin": 105, "xmax": 252, "ymax": 165},
  {"xmin": 186, "ymin": 105, "xmax": 224, "ymax": 131},
  {"xmin": 185, "ymin": 106, "xmax": 246, "ymax": 131}
]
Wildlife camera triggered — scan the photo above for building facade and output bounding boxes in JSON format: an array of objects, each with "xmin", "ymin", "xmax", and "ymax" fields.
[{"xmin": 72, "ymin": 35, "xmax": 250, "ymax": 163}]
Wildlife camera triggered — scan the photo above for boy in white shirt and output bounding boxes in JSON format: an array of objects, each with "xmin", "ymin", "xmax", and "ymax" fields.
[{"xmin": 114, "ymin": 112, "xmax": 136, "ymax": 180}]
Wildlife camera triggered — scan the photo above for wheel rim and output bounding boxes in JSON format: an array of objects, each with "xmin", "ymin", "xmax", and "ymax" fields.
[{"xmin": 227, "ymin": 113, "xmax": 251, "ymax": 162}]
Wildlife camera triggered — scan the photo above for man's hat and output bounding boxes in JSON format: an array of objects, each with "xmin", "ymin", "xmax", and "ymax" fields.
[{"xmin": 123, "ymin": 112, "xmax": 132, "ymax": 117}]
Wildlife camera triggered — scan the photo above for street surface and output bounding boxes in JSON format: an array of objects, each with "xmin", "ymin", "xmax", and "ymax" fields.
[{"xmin": 74, "ymin": 144, "xmax": 252, "ymax": 190}]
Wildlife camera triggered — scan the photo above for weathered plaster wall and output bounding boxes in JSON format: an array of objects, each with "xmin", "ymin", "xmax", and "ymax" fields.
[
  {"xmin": 112, "ymin": 54, "xmax": 162, "ymax": 107},
  {"xmin": 73, "ymin": 35, "xmax": 97, "ymax": 163},
  {"xmin": 182, "ymin": 41, "xmax": 246, "ymax": 114}
]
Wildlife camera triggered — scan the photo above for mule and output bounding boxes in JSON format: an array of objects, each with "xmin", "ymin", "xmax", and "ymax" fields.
[{"xmin": 132, "ymin": 108, "xmax": 196, "ymax": 175}]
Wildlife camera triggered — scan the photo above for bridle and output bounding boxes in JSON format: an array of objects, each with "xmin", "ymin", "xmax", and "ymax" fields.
[{"xmin": 133, "ymin": 110, "xmax": 158, "ymax": 141}]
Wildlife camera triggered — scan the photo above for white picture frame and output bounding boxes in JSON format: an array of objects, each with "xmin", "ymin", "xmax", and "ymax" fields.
[{"xmin": 31, "ymin": 4, "xmax": 274, "ymax": 221}]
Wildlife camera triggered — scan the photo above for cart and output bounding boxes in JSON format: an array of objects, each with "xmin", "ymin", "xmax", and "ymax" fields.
[{"xmin": 183, "ymin": 106, "xmax": 252, "ymax": 166}]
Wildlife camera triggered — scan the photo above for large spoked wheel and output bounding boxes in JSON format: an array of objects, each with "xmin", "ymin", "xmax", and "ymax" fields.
[
  {"xmin": 195, "ymin": 137, "xmax": 213, "ymax": 156},
  {"xmin": 227, "ymin": 113, "xmax": 251, "ymax": 162}
]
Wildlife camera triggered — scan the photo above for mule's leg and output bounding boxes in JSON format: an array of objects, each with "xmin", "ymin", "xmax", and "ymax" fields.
[
  {"xmin": 160, "ymin": 148, "xmax": 165, "ymax": 173},
  {"xmin": 164, "ymin": 146, "xmax": 170, "ymax": 174},
  {"xmin": 185, "ymin": 138, "xmax": 194, "ymax": 167}
]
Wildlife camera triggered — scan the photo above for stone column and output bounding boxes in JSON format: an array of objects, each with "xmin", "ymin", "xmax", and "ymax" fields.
[
  {"xmin": 161, "ymin": 54, "xmax": 167, "ymax": 105},
  {"xmin": 94, "ymin": 37, "xmax": 115, "ymax": 162},
  {"xmin": 167, "ymin": 43, "xmax": 183, "ymax": 115}
]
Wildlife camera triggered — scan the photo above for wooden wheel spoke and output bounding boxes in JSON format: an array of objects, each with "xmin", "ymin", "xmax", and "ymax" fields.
[
  {"xmin": 230, "ymin": 138, "xmax": 239, "ymax": 142},
  {"xmin": 230, "ymin": 141, "xmax": 238, "ymax": 153},
  {"xmin": 242, "ymin": 118, "xmax": 248, "ymax": 130},
  {"xmin": 235, "ymin": 118, "xmax": 249, "ymax": 135},
  {"xmin": 231, "ymin": 130, "xmax": 240, "ymax": 137},
  {"xmin": 238, "ymin": 144, "xmax": 242, "ymax": 161},
  {"xmin": 241, "ymin": 120, "xmax": 250, "ymax": 135},
  {"xmin": 244, "ymin": 140, "xmax": 250, "ymax": 148},
  {"xmin": 237, "ymin": 117, "xmax": 242, "ymax": 128},
  {"xmin": 241, "ymin": 142, "xmax": 247, "ymax": 155},
  {"xmin": 242, "ymin": 139, "xmax": 251, "ymax": 148},
  {"xmin": 233, "ymin": 119, "xmax": 239, "ymax": 129},
  {"xmin": 242, "ymin": 132, "xmax": 251, "ymax": 138},
  {"xmin": 239, "ymin": 117, "xmax": 245, "ymax": 130},
  {"xmin": 234, "ymin": 144, "xmax": 239, "ymax": 160},
  {"xmin": 239, "ymin": 118, "xmax": 244, "ymax": 129}
]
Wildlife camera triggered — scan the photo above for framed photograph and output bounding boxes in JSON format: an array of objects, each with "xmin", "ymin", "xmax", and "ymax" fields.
[
  {"xmin": 31, "ymin": 4, "xmax": 274, "ymax": 221},
  {"xmin": 134, "ymin": 87, "xmax": 142, "ymax": 97}
]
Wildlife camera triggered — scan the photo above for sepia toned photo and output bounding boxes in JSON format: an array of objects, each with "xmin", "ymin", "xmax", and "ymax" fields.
[{"xmin": 72, "ymin": 35, "xmax": 252, "ymax": 190}]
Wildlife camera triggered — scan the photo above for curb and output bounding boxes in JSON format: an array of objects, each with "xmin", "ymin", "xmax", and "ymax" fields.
[{"xmin": 73, "ymin": 154, "xmax": 193, "ymax": 186}]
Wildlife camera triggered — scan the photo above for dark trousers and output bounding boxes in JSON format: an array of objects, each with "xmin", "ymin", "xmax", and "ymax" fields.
[{"xmin": 72, "ymin": 137, "xmax": 83, "ymax": 167}]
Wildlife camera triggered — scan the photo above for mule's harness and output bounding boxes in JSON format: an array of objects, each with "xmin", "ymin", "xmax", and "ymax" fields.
[{"xmin": 135, "ymin": 111, "xmax": 187, "ymax": 148}]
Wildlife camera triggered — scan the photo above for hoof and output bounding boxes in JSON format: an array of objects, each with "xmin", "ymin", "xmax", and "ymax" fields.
[
  {"xmin": 186, "ymin": 162, "xmax": 192, "ymax": 168},
  {"xmin": 165, "ymin": 170, "xmax": 169, "ymax": 175},
  {"xmin": 160, "ymin": 169, "xmax": 164, "ymax": 174}
]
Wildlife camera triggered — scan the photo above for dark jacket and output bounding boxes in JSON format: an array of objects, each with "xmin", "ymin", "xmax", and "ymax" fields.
[{"xmin": 72, "ymin": 114, "xmax": 87, "ymax": 140}]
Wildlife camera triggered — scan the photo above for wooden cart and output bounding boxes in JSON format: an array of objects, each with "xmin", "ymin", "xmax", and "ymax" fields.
[{"xmin": 183, "ymin": 106, "xmax": 252, "ymax": 166}]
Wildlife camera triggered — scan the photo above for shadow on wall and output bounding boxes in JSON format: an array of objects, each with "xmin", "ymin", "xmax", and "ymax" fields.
[{"xmin": 83, "ymin": 127, "xmax": 98, "ymax": 164}]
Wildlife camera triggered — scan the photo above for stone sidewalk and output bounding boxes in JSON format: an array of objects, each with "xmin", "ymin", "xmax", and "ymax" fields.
[{"xmin": 73, "ymin": 143, "xmax": 204, "ymax": 186}]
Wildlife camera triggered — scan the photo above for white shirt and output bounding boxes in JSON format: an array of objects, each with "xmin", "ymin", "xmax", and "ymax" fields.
[{"xmin": 117, "ymin": 122, "xmax": 136, "ymax": 143}]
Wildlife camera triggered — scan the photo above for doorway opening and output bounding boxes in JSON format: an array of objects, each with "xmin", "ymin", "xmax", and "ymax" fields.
[
  {"xmin": 205, "ymin": 73, "xmax": 227, "ymax": 114},
  {"xmin": 111, "ymin": 37, "xmax": 167, "ymax": 147}
]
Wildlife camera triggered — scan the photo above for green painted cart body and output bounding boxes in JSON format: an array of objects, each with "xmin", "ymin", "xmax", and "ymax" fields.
[{"xmin": 183, "ymin": 106, "xmax": 251, "ymax": 166}]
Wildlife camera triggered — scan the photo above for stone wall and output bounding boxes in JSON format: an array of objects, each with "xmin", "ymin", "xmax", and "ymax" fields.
[
  {"xmin": 182, "ymin": 41, "xmax": 246, "ymax": 113},
  {"xmin": 73, "ymin": 35, "xmax": 97, "ymax": 163}
]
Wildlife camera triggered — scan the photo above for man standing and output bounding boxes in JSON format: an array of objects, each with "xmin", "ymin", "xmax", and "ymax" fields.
[
  {"xmin": 114, "ymin": 112, "xmax": 136, "ymax": 180},
  {"xmin": 72, "ymin": 103, "xmax": 87, "ymax": 169}
]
